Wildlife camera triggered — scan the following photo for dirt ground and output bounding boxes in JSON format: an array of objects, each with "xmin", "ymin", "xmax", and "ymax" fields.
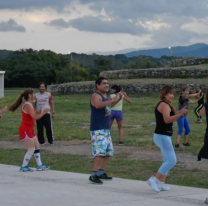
[{"xmin": 0, "ymin": 140, "xmax": 207, "ymax": 172}]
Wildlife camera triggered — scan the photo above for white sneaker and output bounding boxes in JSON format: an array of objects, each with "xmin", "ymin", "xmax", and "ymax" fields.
[
  {"xmin": 158, "ymin": 182, "xmax": 169, "ymax": 191},
  {"xmin": 146, "ymin": 176, "xmax": 160, "ymax": 192}
]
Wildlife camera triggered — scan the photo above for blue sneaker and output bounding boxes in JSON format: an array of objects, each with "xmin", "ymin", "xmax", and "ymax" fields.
[
  {"xmin": 19, "ymin": 166, "xmax": 33, "ymax": 172},
  {"xmin": 205, "ymin": 198, "xmax": 208, "ymax": 204},
  {"xmin": 37, "ymin": 164, "xmax": 50, "ymax": 171}
]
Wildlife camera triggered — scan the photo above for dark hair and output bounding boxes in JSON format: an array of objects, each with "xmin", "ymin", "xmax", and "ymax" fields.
[
  {"xmin": 9, "ymin": 88, "xmax": 34, "ymax": 112},
  {"xmin": 159, "ymin": 85, "xmax": 175, "ymax": 112},
  {"xmin": 111, "ymin": 84, "xmax": 122, "ymax": 93},
  {"xmin": 95, "ymin": 77, "xmax": 107, "ymax": 87},
  {"xmin": 38, "ymin": 82, "xmax": 47, "ymax": 89},
  {"xmin": 196, "ymin": 86, "xmax": 202, "ymax": 93},
  {"xmin": 182, "ymin": 86, "xmax": 189, "ymax": 92}
]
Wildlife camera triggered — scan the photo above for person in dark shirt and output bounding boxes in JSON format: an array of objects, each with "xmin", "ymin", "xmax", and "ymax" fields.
[
  {"xmin": 194, "ymin": 86, "xmax": 204, "ymax": 123},
  {"xmin": 147, "ymin": 85, "xmax": 187, "ymax": 193},
  {"xmin": 89, "ymin": 77, "xmax": 122, "ymax": 184},
  {"xmin": 175, "ymin": 86, "xmax": 199, "ymax": 148},
  {"xmin": 197, "ymin": 88, "xmax": 208, "ymax": 204}
]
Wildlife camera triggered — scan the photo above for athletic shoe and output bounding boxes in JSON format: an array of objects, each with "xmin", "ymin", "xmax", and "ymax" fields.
[
  {"xmin": 146, "ymin": 176, "xmax": 160, "ymax": 192},
  {"xmin": 99, "ymin": 173, "xmax": 113, "ymax": 180},
  {"xmin": 183, "ymin": 142, "xmax": 191, "ymax": 147},
  {"xmin": 205, "ymin": 198, "xmax": 208, "ymax": 204},
  {"xmin": 196, "ymin": 119, "xmax": 202, "ymax": 123},
  {"xmin": 118, "ymin": 142, "xmax": 124, "ymax": 146},
  {"xmin": 175, "ymin": 144, "xmax": 180, "ymax": 149},
  {"xmin": 37, "ymin": 164, "xmax": 50, "ymax": 171},
  {"xmin": 158, "ymin": 182, "xmax": 169, "ymax": 191},
  {"xmin": 19, "ymin": 166, "xmax": 33, "ymax": 172},
  {"xmin": 89, "ymin": 175, "xmax": 103, "ymax": 184}
]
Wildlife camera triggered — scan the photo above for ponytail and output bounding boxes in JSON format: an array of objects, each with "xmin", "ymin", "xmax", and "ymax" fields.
[
  {"xmin": 9, "ymin": 93, "xmax": 24, "ymax": 112},
  {"xmin": 9, "ymin": 88, "xmax": 34, "ymax": 112}
]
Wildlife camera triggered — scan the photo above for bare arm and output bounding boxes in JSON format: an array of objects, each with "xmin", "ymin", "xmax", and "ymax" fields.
[
  {"xmin": 24, "ymin": 105, "xmax": 49, "ymax": 120},
  {"xmin": 159, "ymin": 102, "xmax": 187, "ymax": 124},
  {"xmin": 0, "ymin": 106, "xmax": 7, "ymax": 114},
  {"xmin": 123, "ymin": 92, "xmax": 132, "ymax": 103},
  {"xmin": 186, "ymin": 92, "xmax": 200, "ymax": 99},
  {"xmin": 189, "ymin": 99, "xmax": 198, "ymax": 104},
  {"xmin": 0, "ymin": 106, "xmax": 7, "ymax": 119},
  {"xmin": 91, "ymin": 93, "xmax": 122, "ymax": 109}
]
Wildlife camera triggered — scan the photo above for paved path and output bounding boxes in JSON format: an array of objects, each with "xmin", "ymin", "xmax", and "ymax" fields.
[{"xmin": 0, "ymin": 164, "xmax": 207, "ymax": 206}]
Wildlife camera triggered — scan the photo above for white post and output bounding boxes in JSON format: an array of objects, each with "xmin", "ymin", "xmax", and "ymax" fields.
[{"xmin": 0, "ymin": 71, "xmax": 5, "ymax": 98}]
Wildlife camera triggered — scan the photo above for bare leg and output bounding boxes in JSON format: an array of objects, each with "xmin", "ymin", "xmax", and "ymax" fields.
[
  {"xmin": 116, "ymin": 120, "xmax": 123, "ymax": 142},
  {"xmin": 24, "ymin": 137, "xmax": 36, "ymax": 148},
  {"xmin": 176, "ymin": 135, "xmax": 181, "ymax": 145},
  {"xmin": 155, "ymin": 172, "xmax": 166, "ymax": 182},
  {"xmin": 110, "ymin": 119, "xmax": 114, "ymax": 128},
  {"xmin": 93, "ymin": 156, "xmax": 104, "ymax": 171},
  {"xmin": 183, "ymin": 135, "xmax": 188, "ymax": 144}
]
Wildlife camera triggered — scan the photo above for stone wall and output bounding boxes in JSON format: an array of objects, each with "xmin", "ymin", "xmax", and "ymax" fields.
[
  {"xmin": 48, "ymin": 82, "xmax": 207, "ymax": 95},
  {"xmin": 171, "ymin": 58, "xmax": 208, "ymax": 67},
  {"xmin": 100, "ymin": 67, "xmax": 208, "ymax": 79}
]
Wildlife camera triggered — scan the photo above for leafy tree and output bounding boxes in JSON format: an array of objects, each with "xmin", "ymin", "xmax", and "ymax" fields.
[{"xmin": 56, "ymin": 62, "xmax": 89, "ymax": 83}]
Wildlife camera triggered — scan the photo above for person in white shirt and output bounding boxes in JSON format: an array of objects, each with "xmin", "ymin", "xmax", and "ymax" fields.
[{"xmin": 34, "ymin": 82, "xmax": 55, "ymax": 145}]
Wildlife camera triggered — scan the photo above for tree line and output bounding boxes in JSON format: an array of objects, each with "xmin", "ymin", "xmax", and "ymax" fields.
[{"xmin": 0, "ymin": 48, "xmax": 171, "ymax": 87}]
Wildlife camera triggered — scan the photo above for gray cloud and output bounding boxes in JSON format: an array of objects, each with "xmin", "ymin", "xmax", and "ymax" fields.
[
  {"xmin": 0, "ymin": 0, "xmax": 73, "ymax": 10},
  {"xmin": 80, "ymin": 0, "xmax": 208, "ymax": 19},
  {"xmin": 70, "ymin": 16, "xmax": 147, "ymax": 34},
  {"xmin": 44, "ymin": 19, "xmax": 70, "ymax": 29},
  {"xmin": 149, "ymin": 23, "xmax": 206, "ymax": 48},
  {"xmin": 2, "ymin": 0, "xmax": 208, "ymax": 20},
  {"xmin": 0, "ymin": 19, "xmax": 26, "ymax": 32}
]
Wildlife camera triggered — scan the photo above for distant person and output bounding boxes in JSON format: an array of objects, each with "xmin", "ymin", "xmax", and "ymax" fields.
[
  {"xmin": 175, "ymin": 86, "xmax": 199, "ymax": 148},
  {"xmin": 0, "ymin": 106, "xmax": 7, "ymax": 119},
  {"xmin": 194, "ymin": 86, "xmax": 204, "ymax": 123},
  {"xmin": 9, "ymin": 88, "xmax": 50, "ymax": 172},
  {"xmin": 197, "ymin": 89, "xmax": 208, "ymax": 204},
  {"xmin": 147, "ymin": 85, "xmax": 187, "ymax": 192},
  {"xmin": 89, "ymin": 77, "xmax": 122, "ymax": 184},
  {"xmin": 34, "ymin": 82, "xmax": 55, "ymax": 145},
  {"xmin": 110, "ymin": 84, "xmax": 132, "ymax": 146}
]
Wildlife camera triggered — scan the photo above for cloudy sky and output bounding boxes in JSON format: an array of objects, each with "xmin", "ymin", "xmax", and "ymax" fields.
[{"xmin": 1, "ymin": 0, "xmax": 208, "ymax": 54}]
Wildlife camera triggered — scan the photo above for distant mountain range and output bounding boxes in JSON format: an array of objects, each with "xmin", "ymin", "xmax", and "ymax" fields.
[
  {"xmin": 125, "ymin": 43, "xmax": 208, "ymax": 58},
  {"xmin": 1, "ymin": 43, "xmax": 208, "ymax": 59}
]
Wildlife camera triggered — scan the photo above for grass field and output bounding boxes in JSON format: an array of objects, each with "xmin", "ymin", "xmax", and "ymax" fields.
[{"xmin": 0, "ymin": 88, "xmax": 208, "ymax": 188}]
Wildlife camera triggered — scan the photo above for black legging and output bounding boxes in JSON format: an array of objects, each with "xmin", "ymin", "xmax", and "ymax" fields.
[{"xmin": 194, "ymin": 104, "xmax": 203, "ymax": 119}]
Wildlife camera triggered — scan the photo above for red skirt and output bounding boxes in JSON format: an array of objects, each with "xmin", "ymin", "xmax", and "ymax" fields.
[{"xmin": 19, "ymin": 124, "xmax": 36, "ymax": 140}]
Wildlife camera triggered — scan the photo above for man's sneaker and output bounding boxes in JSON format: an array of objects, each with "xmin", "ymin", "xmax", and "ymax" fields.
[
  {"xmin": 146, "ymin": 176, "xmax": 160, "ymax": 192},
  {"xmin": 19, "ymin": 166, "xmax": 33, "ymax": 172},
  {"xmin": 99, "ymin": 173, "xmax": 113, "ymax": 180},
  {"xmin": 196, "ymin": 119, "xmax": 202, "ymax": 123},
  {"xmin": 118, "ymin": 142, "xmax": 124, "ymax": 146},
  {"xmin": 183, "ymin": 142, "xmax": 191, "ymax": 147},
  {"xmin": 175, "ymin": 144, "xmax": 180, "ymax": 149},
  {"xmin": 205, "ymin": 198, "xmax": 208, "ymax": 204},
  {"xmin": 37, "ymin": 164, "xmax": 50, "ymax": 171},
  {"xmin": 89, "ymin": 175, "xmax": 103, "ymax": 184}
]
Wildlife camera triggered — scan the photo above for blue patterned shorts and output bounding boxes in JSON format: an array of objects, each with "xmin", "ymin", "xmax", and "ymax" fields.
[{"xmin": 90, "ymin": 129, "xmax": 114, "ymax": 158}]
